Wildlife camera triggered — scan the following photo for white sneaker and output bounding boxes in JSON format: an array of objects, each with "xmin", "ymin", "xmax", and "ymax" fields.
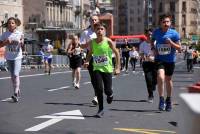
[
  {"xmin": 92, "ymin": 96, "xmax": 98, "ymax": 105},
  {"xmin": 75, "ymin": 83, "xmax": 80, "ymax": 89}
]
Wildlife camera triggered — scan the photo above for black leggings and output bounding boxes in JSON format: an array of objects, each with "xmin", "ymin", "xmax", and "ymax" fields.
[
  {"xmin": 87, "ymin": 57, "xmax": 97, "ymax": 96},
  {"xmin": 93, "ymin": 71, "xmax": 113, "ymax": 111},
  {"xmin": 142, "ymin": 62, "xmax": 157, "ymax": 97}
]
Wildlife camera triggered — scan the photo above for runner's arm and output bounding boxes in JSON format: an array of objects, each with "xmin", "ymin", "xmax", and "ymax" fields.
[{"xmin": 108, "ymin": 38, "xmax": 120, "ymax": 74}]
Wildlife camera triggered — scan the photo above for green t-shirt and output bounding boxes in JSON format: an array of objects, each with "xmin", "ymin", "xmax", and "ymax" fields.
[{"xmin": 92, "ymin": 38, "xmax": 113, "ymax": 73}]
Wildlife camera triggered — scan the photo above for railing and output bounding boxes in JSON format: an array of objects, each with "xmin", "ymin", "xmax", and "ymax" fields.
[
  {"xmin": 21, "ymin": 55, "xmax": 69, "ymax": 69},
  {"xmin": 0, "ymin": 55, "xmax": 69, "ymax": 71}
]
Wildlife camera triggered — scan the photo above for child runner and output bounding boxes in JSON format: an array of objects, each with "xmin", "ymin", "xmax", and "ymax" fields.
[
  {"xmin": 0, "ymin": 17, "xmax": 24, "ymax": 102},
  {"xmin": 84, "ymin": 22, "xmax": 120, "ymax": 118},
  {"xmin": 67, "ymin": 35, "xmax": 82, "ymax": 89},
  {"xmin": 42, "ymin": 39, "xmax": 53, "ymax": 75}
]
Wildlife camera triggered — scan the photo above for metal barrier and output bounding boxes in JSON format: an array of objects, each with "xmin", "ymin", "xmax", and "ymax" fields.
[{"xmin": 21, "ymin": 55, "xmax": 69, "ymax": 70}]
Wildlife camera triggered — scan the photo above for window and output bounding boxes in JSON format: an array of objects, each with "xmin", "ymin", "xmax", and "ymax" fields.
[
  {"xmin": 182, "ymin": 2, "xmax": 186, "ymax": 12},
  {"xmin": 170, "ymin": 2, "xmax": 175, "ymax": 12},
  {"xmin": 159, "ymin": 2, "xmax": 163, "ymax": 12},
  {"xmin": 4, "ymin": 13, "xmax": 8, "ymax": 20},
  {"xmin": 14, "ymin": 14, "xmax": 18, "ymax": 18},
  {"xmin": 138, "ymin": 17, "xmax": 141, "ymax": 23}
]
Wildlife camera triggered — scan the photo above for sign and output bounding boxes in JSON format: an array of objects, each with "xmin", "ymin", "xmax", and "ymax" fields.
[
  {"xmin": 25, "ymin": 110, "xmax": 84, "ymax": 132},
  {"xmin": 192, "ymin": 35, "xmax": 199, "ymax": 41}
]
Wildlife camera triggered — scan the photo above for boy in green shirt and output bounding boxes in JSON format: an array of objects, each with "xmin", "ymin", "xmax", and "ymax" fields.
[{"xmin": 84, "ymin": 22, "xmax": 120, "ymax": 118}]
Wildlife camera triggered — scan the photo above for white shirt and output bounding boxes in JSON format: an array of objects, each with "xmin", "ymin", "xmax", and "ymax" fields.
[
  {"xmin": 129, "ymin": 50, "xmax": 139, "ymax": 58},
  {"xmin": 80, "ymin": 27, "xmax": 96, "ymax": 50},
  {"xmin": 139, "ymin": 41, "xmax": 155, "ymax": 61},
  {"xmin": 0, "ymin": 30, "xmax": 23, "ymax": 60},
  {"xmin": 139, "ymin": 41, "xmax": 154, "ymax": 56},
  {"xmin": 42, "ymin": 44, "xmax": 53, "ymax": 58}
]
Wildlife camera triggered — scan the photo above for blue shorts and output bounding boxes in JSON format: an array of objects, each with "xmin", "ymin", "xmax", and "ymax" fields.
[{"xmin": 44, "ymin": 57, "xmax": 52, "ymax": 64}]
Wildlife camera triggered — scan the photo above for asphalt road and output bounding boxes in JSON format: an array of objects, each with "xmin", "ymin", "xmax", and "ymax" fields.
[{"xmin": 0, "ymin": 57, "xmax": 199, "ymax": 134}]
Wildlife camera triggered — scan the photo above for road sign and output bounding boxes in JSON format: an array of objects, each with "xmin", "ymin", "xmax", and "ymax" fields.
[{"xmin": 25, "ymin": 110, "xmax": 84, "ymax": 132}]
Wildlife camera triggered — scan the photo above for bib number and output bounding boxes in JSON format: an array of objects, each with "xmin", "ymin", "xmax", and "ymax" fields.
[
  {"xmin": 93, "ymin": 55, "xmax": 108, "ymax": 66},
  {"xmin": 157, "ymin": 44, "xmax": 171, "ymax": 55}
]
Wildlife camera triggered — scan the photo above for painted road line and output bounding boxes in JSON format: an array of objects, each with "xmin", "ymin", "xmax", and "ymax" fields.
[
  {"xmin": 48, "ymin": 86, "xmax": 70, "ymax": 92},
  {"xmin": 0, "ymin": 70, "xmax": 88, "ymax": 80},
  {"xmin": 0, "ymin": 71, "xmax": 71, "ymax": 80},
  {"xmin": 1, "ymin": 97, "xmax": 12, "ymax": 102},
  {"xmin": 114, "ymin": 128, "xmax": 176, "ymax": 134},
  {"xmin": 25, "ymin": 118, "xmax": 62, "ymax": 132},
  {"xmin": 175, "ymin": 61, "xmax": 184, "ymax": 65},
  {"xmin": 83, "ymin": 82, "xmax": 91, "ymax": 85},
  {"xmin": 25, "ymin": 110, "xmax": 84, "ymax": 132}
]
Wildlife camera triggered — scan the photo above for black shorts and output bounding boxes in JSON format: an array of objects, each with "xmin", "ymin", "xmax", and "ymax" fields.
[
  {"xmin": 69, "ymin": 55, "xmax": 82, "ymax": 69},
  {"xmin": 155, "ymin": 61, "xmax": 175, "ymax": 76}
]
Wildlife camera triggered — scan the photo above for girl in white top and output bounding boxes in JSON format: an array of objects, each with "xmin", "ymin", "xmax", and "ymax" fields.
[
  {"xmin": 129, "ymin": 46, "xmax": 139, "ymax": 71},
  {"xmin": 0, "ymin": 17, "xmax": 24, "ymax": 102}
]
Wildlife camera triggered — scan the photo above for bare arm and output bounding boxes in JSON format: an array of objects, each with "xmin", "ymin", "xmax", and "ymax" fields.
[
  {"xmin": 84, "ymin": 41, "xmax": 92, "ymax": 68},
  {"xmin": 0, "ymin": 39, "xmax": 11, "ymax": 48},
  {"xmin": 108, "ymin": 38, "xmax": 120, "ymax": 75},
  {"xmin": 66, "ymin": 43, "xmax": 74, "ymax": 54},
  {"xmin": 166, "ymin": 39, "xmax": 181, "ymax": 51}
]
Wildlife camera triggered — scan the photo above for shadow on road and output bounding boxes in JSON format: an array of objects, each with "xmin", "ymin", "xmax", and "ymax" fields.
[
  {"xmin": 113, "ymin": 99, "xmax": 147, "ymax": 103},
  {"xmin": 45, "ymin": 102, "xmax": 96, "ymax": 107},
  {"xmin": 110, "ymin": 108, "xmax": 161, "ymax": 113}
]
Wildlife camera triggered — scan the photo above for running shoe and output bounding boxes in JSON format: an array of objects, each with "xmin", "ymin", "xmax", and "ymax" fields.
[
  {"xmin": 92, "ymin": 96, "xmax": 98, "ymax": 105},
  {"xmin": 165, "ymin": 97, "xmax": 172, "ymax": 112},
  {"xmin": 75, "ymin": 83, "xmax": 80, "ymax": 89},
  {"xmin": 107, "ymin": 95, "xmax": 113, "ymax": 104},
  {"xmin": 147, "ymin": 96, "xmax": 154, "ymax": 103},
  {"xmin": 158, "ymin": 96, "xmax": 165, "ymax": 111},
  {"xmin": 95, "ymin": 109, "xmax": 104, "ymax": 118},
  {"xmin": 48, "ymin": 70, "xmax": 51, "ymax": 75},
  {"xmin": 11, "ymin": 94, "xmax": 19, "ymax": 103}
]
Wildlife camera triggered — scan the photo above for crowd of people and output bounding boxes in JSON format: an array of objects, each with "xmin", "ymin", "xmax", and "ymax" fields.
[{"xmin": 1, "ymin": 13, "xmax": 200, "ymax": 118}]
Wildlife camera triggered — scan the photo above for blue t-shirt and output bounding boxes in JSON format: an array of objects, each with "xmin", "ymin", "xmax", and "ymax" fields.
[{"xmin": 152, "ymin": 28, "xmax": 180, "ymax": 62}]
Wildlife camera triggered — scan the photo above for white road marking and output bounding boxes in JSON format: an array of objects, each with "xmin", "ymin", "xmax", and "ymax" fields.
[
  {"xmin": 48, "ymin": 75, "xmax": 119, "ymax": 92},
  {"xmin": 83, "ymin": 82, "xmax": 91, "ymax": 85},
  {"xmin": 48, "ymin": 86, "xmax": 70, "ymax": 92},
  {"xmin": 25, "ymin": 110, "xmax": 84, "ymax": 132},
  {"xmin": 175, "ymin": 61, "xmax": 185, "ymax": 65},
  {"xmin": 25, "ymin": 119, "xmax": 62, "ymax": 132},
  {"xmin": 0, "ymin": 70, "xmax": 88, "ymax": 80},
  {"xmin": 1, "ymin": 97, "xmax": 12, "ymax": 102}
]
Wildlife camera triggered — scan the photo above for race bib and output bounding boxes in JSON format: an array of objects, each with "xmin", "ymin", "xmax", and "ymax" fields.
[
  {"xmin": 93, "ymin": 55, "xmax": 108, "ymax": 66},
  {"xmin": 157, "ymin": 44, "xmax": 171, "ymax": 55},
  {"xmin": 7, "ymin": 45, "xmax": 20, "ymax": 53}
]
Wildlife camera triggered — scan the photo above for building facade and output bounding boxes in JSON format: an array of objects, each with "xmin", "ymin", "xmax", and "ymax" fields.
[
  {"xmin": 112, "ymin": 0, "xmax": 200, "ymax": 37},
  {"xmin": 0, "ymin": 0, "xmax": 23, "ymax": 59},
  {"xmin": 0, "ymin": 0, "xmax": 23, "ymax": 35},
  {"xmin": 153, "ymin": 0, "xmax": 200, "ymax": 38},
  {"xmin": 112, "ymin": 0, "xmax": 147, "ymax": 35},
  {"xmin": 23, "ymin": 0, "xmax": 91, "ymax": 54}
]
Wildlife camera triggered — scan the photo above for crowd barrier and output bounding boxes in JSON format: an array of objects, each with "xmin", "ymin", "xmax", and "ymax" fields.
[
  {"xmin": 0, "ymin": 55, "xmax": 69, "ymax": 71},
  {"xmin": 21, "ymin": 55, "xmax": 69, "ymax": 69}
]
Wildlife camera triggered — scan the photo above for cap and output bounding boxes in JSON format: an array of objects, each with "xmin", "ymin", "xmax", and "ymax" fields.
[{"xmin": 44, "ymin": 39, "xmax": 50, "ymax": 42}]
